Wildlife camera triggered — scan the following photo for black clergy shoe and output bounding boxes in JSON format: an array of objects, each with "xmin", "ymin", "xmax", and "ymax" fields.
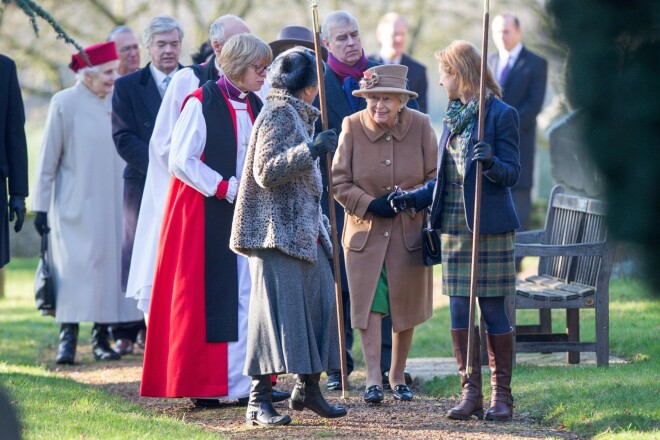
[
  {"xmin": 91, "ymin": 324, "xmax": 121, "ymax": 361},
  {"xmin": 326, "ymin": 372, "xmax": 344, "ymax": 390},
  {"xmin": 191, "ymin": 398, "xmax": 222, "ymax": 408},
  {"xmin": 392, "ymin": 384, "xmax": 413, "ymax": 401},
  {"xmin": 363, "ymin": 385, "xmax": 384, "ymax": 404}
]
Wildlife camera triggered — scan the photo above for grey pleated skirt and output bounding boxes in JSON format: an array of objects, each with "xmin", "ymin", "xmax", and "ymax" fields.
[{"xmin": 244, "ymin": 244, "xmax": 340, "ymax": 376}]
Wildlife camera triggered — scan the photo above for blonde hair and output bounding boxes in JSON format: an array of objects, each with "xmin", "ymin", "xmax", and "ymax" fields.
[
  {"xmin": 435, "ymin": 40, "xmax": 501, "ymax": 99},
  {"xmin": 219, "ymin": 34, "xmax": 272, "ymax": 83}
]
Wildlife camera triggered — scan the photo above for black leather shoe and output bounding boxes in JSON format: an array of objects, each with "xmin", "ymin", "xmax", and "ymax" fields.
[
  {"xmin": 382, "ymin": 370, "xmax": 414, "ymax": 390},
  {"xmin": 326, "ymin": 372, "xmax": 343, "ymax": 390},
  {"xmin": 245, "ymin": 375, "xmax": 291, "ymax": 427},
  {"xmin": 136, "ymin": 328, "xmax": 146, "ymax": 349},
  {"xmin": 392, "ymin": 384, "xmax": 413, "ymax": 401},
  {"xmin": 363, "ymin": 385, "xmax": 384, "ymax": 404},
  {"xmin": 191, "ymin": 398, "xmax": 222, "ymax": 408},
  {"xmin": 92, "ymin": 324, "xmax": 121, "ymax": 361},
  {"xmin": 290, "ymin": 374, "xmax": 347, "ymax": 418},
  {"xmin": 114, "ymin": 338, "xmax": 134, "ymax": 355},
  {"xmin": 55, "ymin": 323, "xmax": 78, "ymax": 365}
]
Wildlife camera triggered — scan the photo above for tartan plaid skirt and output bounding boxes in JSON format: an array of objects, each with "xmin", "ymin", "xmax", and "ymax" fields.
[{"xmin": 439, "ymin": 136, "xmax": 515, "ymax": 297}]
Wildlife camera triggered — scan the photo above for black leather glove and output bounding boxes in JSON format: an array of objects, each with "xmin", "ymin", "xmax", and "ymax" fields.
[
  {"xmin": 367, "ymin": 195, "xmax": 397, "ymax": 218},
  {"xmin": 8, "ymin": 196, "xmax": 26, "ymax": 233},
  {"xmin": 307, "ymin": 128, "xmax": 338, "ymax": 159},
  {"xmin": 34, "ymin": 211, "xmax": 49, "ymax": 237},
  {"xmin": 472, "ymin": 141, "xmax": 494, "ymax": 170},
  {"xmin": 388, "ymin": 191, "xmax": 416, "ymax": 213}
]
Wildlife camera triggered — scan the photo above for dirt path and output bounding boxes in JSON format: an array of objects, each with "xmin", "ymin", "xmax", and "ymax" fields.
[{"xmin": 50, "ymin": 346, "xmax": 580, "ymax": 440}]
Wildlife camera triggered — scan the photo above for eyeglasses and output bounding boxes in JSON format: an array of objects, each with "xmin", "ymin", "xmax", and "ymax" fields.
[
  {"xmin": 252, "ymin": 64, "xmax": 269, "ymax": 75},
  {"xmin": 118, "ymin": 44, "xmax": 140, "ymax": 53}
]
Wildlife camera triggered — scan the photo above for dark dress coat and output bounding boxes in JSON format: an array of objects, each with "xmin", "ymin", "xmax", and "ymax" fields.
[
  {"xmin": 488, "ymin": 46, "xmax": 547, "ymax": 189},
  {"xmin": 111, "ymin": 63, "xmax": 182, "ymax": 290},
  {"xmin": 368, "ymin": 53, "xmax": 428, "ymax": 114},
  {"xmin": 0, "ymin": 55, "xmax": 29, "ymax": 267},
  {"xmin": 412, "ymin": 97, "xmax": 521, "ymax": 233}
]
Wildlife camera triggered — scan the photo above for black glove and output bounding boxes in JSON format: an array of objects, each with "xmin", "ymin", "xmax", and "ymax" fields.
[
  {"xmin": 307, "ymin": 128, "xmax": 338, "ymax": 159},
  {"xmin": 8, "ymin": 196, "xmax": 26, "ymax": 233},
  {"xmin": 388, "ymin": 191, "xmax": 416, "ymax": 213},
  {"xmin": 367, "ymin": 195, "xmax": 397, "ymax": 218},
  {"xmin": 34, "ymin": 211, "xmax": 49, "ymax": 237},
  {"xmin": 472, "ymin": 141, "xmax": 494, "ymax": 170}
]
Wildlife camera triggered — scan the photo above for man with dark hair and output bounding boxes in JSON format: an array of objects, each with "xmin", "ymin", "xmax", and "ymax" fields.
[
  {"xmin": 489, "ymin": 13, "xmax": 547, "ymax": 271},
  {"xmin": 111, "ymin": 16, "xmax": 184, "ymax": 355}
]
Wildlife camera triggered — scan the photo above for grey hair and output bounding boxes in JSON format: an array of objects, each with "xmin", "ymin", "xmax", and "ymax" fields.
[
  {"xmin": 75, "ymin": 65, "xmax": 101, "ymax": 81},
  {"xmin": 143, "ymin": 16, "xmax": 184, "ymax": 46},
  {"xmin": 321, "ymin": 10, "xmax": 359, "ymax": 41},
  {"xmin": 209, "ymin": 14, "xmax": 247, "ymax": 44},
  {"xmin": 107, "ymin": 25, "xmax": 134, "ymax": 42}
]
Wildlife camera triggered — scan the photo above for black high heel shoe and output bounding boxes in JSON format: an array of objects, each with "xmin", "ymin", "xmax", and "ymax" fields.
[
  {"xmin": 363, "ymin": 385, "xmax": 384, "ymax": 404},
  {"xmin": 392, "ymin": 384, "xmax": 413, "ymax": 401}
]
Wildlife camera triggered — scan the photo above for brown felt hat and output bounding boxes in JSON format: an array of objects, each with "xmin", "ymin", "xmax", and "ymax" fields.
[
  {"xmin": 352, "ymin": 64, "xmax": 418, "ymax": 98},
  {"xmin": 269, "ymin": 25, "xmax": 328, "ymax": 61}
]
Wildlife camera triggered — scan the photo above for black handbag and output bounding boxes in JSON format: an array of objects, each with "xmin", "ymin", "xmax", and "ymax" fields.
[
  {"xmin": 422, "ymin": 211, "xmax": 442, "ymax": 267},
  {"xmin": 34, "ymin": 232, "xmax": 56, "ymax": 316}
]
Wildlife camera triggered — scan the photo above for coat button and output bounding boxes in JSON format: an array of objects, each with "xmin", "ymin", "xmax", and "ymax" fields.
[
  {"xmin": 384, "ymin": 231, "xmax": 389, "ymax": 237},
  {"xmin": 385, "ymin": 134, "xmax": 391, "ymax": 141},
  {"xmin": 384, "ymin": 159, "xmax": 391, "ymax": 166}
]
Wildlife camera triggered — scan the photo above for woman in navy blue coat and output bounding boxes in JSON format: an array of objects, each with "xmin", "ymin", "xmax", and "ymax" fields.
[{"xmin": 391, "ymin": 40, "xmax": 520, "ymax": 422}]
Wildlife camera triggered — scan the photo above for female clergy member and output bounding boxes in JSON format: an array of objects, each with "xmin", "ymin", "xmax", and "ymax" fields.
[
  {"xmin": 331, "ymin": 64, "xmax": 437, "ymax": 404},
  {"xmin": 31, "ymin": 42, "xmax": 143, "ymax": 365},
  {"xmin": 140, "ymin": 34, "xmax": 290, "ymax": 407},
  {"xmin": 231, "ymin": 46, "xmax": 346, "ymax": 427},
  {"xmin": 391, "ymin": 40, "xmax": 520, "ymax": 421}
]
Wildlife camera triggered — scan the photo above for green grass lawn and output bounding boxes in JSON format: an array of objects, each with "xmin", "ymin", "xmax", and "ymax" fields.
[
  {"xmin": 419, "ymin": 270, "xmax": 660, "ymax": 439},
  {"xmin": 0, "ymin": 258, "xmax": 218, "ymax": 439},
  {"xmin": 2, "ymin": 258, "xmax": 659, "ymax": 439}
]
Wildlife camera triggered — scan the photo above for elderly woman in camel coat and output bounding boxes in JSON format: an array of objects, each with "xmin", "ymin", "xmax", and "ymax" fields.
[{"xmin": 332, "ymin": 64, "xmax": 437, "ymax": 404}]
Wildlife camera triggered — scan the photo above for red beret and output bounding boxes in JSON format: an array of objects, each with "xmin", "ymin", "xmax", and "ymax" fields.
[{"xmin": 69, "ymin": 42, "xmax": 118, "ymax": 73}]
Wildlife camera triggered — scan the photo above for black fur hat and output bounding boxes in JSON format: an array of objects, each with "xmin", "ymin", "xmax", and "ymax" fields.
[{"xmin": 267, "ymin": 46, "xmax": 318, "ymax": 94}]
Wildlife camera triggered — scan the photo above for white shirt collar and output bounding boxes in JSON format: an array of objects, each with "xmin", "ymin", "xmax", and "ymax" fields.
[
  {"xmin": 149, "ymin": 64, "xmax": 178, "ymax": 88},
  {"xmin": 378, "ymin": 50, "xmax": 402, "ymax": 65},
  {"xmin": 499, "ymin": 42, "xmax": 523, "ymax": 65}
]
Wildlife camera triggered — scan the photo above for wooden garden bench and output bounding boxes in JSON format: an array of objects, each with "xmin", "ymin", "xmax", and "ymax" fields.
[{"xmin": 507, "ymin": 185, "xmax": 616, "ymax": 366}]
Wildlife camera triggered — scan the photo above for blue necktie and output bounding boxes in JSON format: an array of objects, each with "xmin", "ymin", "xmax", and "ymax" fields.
[{"xmin": 499, "ymin": 57, "xmax": 512, "ymax": 85}]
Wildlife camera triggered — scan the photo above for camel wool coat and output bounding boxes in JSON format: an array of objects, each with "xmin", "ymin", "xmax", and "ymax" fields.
[{"xmin": 332, "ymin": 106, "xmax": 437, "ymax": 332}]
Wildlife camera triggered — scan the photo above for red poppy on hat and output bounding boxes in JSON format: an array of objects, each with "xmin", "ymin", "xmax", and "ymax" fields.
[{"xmin": 69, "ymin": 42, "xmax": 118, "ymax": 73}]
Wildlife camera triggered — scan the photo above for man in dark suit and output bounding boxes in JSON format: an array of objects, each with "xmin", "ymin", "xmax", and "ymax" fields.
[
  {"xmin": 316, "ymin": 10, "xmax": 418, "ymax": 391},
  {"xmin": 368, "ymin": 12, "xmax": 428, "ymax": 114},
  {"xmin": 489, "ymin": 13, "xmax": 547, "ymax": 270},
  {"xmin": 0, "ymin": 55, "xmax": 28, "ymax": 269},
  {"xmin": 111, "ymin": 16, "xmax": 184, "ymax": 354}
]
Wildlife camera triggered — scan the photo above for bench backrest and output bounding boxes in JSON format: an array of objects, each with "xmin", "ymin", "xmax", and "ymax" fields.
[{"xmin": 539, "ymin": 186, "xmax": 608, "ymax": 287}]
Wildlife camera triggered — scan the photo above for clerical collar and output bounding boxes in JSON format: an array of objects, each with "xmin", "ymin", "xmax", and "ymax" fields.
[{"xmin": 217, "ymin": 76, "xmax": 248, "ymax": 102}]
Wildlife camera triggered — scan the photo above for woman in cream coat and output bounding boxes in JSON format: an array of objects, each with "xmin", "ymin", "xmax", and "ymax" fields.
[{"xmin": 332, "ymin": 64, "xmax": 437, "ymax": 403}]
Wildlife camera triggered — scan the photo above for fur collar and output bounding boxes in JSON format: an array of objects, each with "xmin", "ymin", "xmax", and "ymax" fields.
[{"xmin": 266, "ymin": 88, "xmax": 320, "ymax": 132}]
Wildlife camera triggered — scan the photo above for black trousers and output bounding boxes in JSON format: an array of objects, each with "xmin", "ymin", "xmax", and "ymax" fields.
[{"xmin": 110, "ymin": 319, "xmax": 146, "ymax": 342}]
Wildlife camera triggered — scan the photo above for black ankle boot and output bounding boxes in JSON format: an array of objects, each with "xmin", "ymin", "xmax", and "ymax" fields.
[
  {"xmin": 55, "ymin": 323, "xmax": 79, "ymax": 365},
  {"xmin": 245, "ymin": 375, "xmax": 291, "ymax": 427},
  {"xmin": 92, "ymin": 324, "xmax": 121, "ymax": 361},
  {"xmin": 290, "ymin": 373, "xmax": 347, "ymax": 418}
]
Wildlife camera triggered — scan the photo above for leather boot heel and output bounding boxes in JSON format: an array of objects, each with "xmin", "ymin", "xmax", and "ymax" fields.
[
  {"xmin": 289, "ymin": 399, "xmax": 305, "ymax": 411},
  {"xmin": 245, "ymin": 375, "xmax": 292, "ymax": 427},
  {"xmin": 446, "ymin": 329, "xmax": 484, "ymax": 420},
  {"xmin": 290, "ymin": 374, "xmax": 347, "ymax": 418}
]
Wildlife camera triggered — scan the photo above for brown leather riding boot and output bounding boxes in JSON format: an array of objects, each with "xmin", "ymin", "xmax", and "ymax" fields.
[
  {"xmin": 485, "ymin": 331, "xmax": 514, "ymax": 421},
  {"xmin": 446, "ymin": 328, "xmax": 484, "ymax": 420}
]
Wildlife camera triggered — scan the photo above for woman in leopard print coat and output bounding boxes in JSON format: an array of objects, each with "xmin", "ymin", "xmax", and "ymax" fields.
[{"xmin": 230, "ymin": 47, "xmax": 347, "ymax": 427}]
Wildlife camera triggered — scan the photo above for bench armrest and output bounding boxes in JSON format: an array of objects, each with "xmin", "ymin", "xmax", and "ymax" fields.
[
  {"xmin": 515, "ymin": 229, "xmax": 545, "ymax": 244},
  {"xmin": 515, "ymin": 241, "xmax": 607, "ymax": 258}
]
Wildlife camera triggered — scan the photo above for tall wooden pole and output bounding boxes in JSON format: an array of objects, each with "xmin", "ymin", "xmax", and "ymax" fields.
[
  {"xmin": 309, "ymin": 0, "xmax": 349, "ymax": 400},
  {"xmin": 466, "ymin": 0, "xmax": 490, "ymax": 377}
]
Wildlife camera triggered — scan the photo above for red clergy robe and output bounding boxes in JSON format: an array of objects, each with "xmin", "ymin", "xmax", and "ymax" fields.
[{"xmin": 140, "ymin": 82, "xmax": 261, "ymax": 398}]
